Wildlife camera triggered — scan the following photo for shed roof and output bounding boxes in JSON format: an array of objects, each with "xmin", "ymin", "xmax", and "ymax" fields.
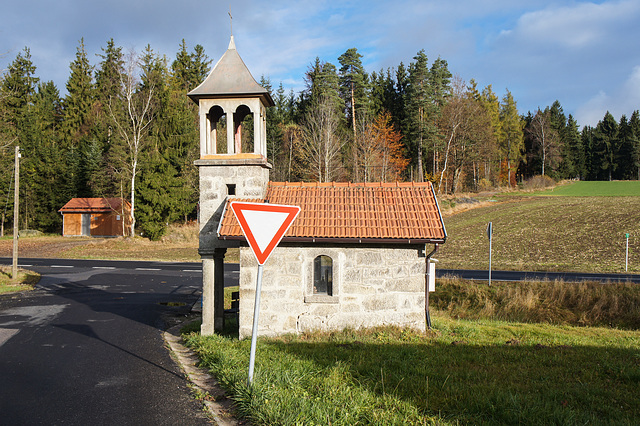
[
  {"xmin": 218, "ymin": 181, "xmax": 447, "ymax": 244},
  {"xmin": 187, "ymin": 36, "xmax": 274, "ymax": 106},
  {"xmin": 59, "ymin": 198, "xmax": 128, "ymax": 213}
]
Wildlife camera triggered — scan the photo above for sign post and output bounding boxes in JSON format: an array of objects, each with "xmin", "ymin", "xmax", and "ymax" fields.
[
  {"xmin": 230, "ymin": 201, "xmax": 300, "ymax": 386},
  {"xmin": 625, "ymin": 233, "xmax": 630, "ymax": 272},
  {"xmin": 486, "ymin": 222, "xmax": 493, "ymax": 286},
  {"xmin": 12, "ymin": 146, "xmax": 20, "ymax": 280}
]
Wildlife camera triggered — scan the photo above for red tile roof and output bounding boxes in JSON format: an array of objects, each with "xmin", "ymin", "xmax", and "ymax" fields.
[
  {"xmin": 59, "ymin": 198, "xmax": 128, "ymax": 213},
  {"xmin": 218, "ymin": 182, "xmax": 447, "ymax": 244}
]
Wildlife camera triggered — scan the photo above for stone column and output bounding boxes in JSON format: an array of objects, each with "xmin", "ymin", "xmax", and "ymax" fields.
[
  {"xmin": 200, "ymin": 254, "xmax": 215, "ymax": 335},
  {"xmin": 213, "ymin": 247, "xmax": 227, "ymax": 331},
  {"xmin": 227, "ymin": 110, "xmax": 235, "ymax": 154}
]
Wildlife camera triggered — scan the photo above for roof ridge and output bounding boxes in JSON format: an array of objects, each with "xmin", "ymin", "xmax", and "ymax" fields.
[{"xmin": 269, "ymin": 181, "xmax": 432, "ymax": 188}]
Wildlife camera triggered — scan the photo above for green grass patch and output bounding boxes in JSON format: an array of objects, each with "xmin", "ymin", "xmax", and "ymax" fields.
[
  {"xmin": 0, "ymin": 265, "xmax": 39, "ymax": 294},
  {"xmin": 184, "ymin": 316, "xmax": 640, "ymax": 425},
  {"xmin": 537, "ymin": 180, "xmax": 640, "ymax": 197},
  {"xmin": 438, "ymin": 195, "xmax": 640, "ymax": 272}
]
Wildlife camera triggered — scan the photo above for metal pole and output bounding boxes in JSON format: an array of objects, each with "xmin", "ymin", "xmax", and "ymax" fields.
[
  {"xmin": 12, "ymin": 146, "xmax": 19, "ymax": 280},
  {"xmin": 626, "ymin": 234, "xmax": 629, "ymax": 272},
  {"xmin": 489, "ymin": 222, "xmax": 493, "ymax": 286},
  {"xmin": 247, "ymin": 263, "xmax": 264, "ymax": 386},
  {"xmin": 425, "ymin": 244, "xmax": 438, "ymax": 330}
]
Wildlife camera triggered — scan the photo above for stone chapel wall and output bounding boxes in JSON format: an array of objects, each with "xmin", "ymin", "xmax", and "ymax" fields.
[{"xmin": 237, "ymin": 245, "xmax": 427, "ymax": 339}]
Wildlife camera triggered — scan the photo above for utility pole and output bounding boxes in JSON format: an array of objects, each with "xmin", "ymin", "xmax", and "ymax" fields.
[
  {"xmin": 486, "ymin": 222, "xmax": 493, "ymax": 286},
  {"xmin": 12, "ymin": 146, "xmax": 20, "ymax": 280}
]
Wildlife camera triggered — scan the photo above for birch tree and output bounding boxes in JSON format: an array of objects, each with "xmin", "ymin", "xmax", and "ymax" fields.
[
  {"xmin": 108, "ymin": 49, "xmax": 154, "ymax": 237},
  {"xmin": 527, "ymin": 107, "xmax": 560, "ymax": 176},
  {"xmin": 301, "ymin": 94, "xmax": 344, "ymax": 182}
]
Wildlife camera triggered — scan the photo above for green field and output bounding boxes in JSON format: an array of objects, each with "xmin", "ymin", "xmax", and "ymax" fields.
[
  {"xmin": 438, "ymin": 191, "xmax": 640, "ymax": 273},
  {"xmin": 537, "ymin": 180, "xmax": 640, "ymax": 197}
]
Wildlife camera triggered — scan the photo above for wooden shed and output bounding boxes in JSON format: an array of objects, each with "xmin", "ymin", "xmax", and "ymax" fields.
[{"xmin": 59, "ymin": 198, "xmax": 130, "ymax": 237}]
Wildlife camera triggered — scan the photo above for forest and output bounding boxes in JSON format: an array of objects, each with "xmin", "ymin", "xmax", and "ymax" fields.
[{"xmin": 1, "ymin": 39, "xmax": 639, "ymax": 239}]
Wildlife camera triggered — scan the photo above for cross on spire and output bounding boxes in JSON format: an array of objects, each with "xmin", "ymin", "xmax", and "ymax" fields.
[{"xmin": 229, "ymin": 8, "xmax": 233, "ymax": 36}]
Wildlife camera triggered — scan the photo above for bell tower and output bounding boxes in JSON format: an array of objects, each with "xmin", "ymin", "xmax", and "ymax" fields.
[{"xmin": 188, "ymin": 36, "xmax": 274, "ymax": 335}]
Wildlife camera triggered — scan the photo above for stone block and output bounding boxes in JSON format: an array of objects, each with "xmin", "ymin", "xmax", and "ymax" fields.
[
  {"xmin": 342, "ymin": 283, "xmax": 377, "ymax": 295},
  {"xmin": 308, "ymin": 303, "xmax": 339, "ymax": 317},
  {"xmin": 356, "ymin": 251, "xmax": 382, "ymax": 266},
  {"xmin": 363, "ymin": 295, "xmax": 397, "ymax": 311},
  {"xmin": 387, "ymin": 277, "xmax": 423, "ymax": 292}
]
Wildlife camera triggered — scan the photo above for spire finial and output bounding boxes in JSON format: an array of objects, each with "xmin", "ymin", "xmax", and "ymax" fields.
[{"xmin": 229, "ymin": 8, "xmax": 233, "ymax": 36}]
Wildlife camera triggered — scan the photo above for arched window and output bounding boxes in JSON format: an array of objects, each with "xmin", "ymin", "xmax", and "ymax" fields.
[
  {"xmin": 313, "ymin": 255, "xmax": 333, "ymax": 296},
  {"xmin": 207, "ymin": 105, "xmax": 226, "ymax": 154}
]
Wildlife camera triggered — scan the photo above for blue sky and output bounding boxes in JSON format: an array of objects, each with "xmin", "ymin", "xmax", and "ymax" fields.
[{"xmin": 1, "ymin": 0, "xmax": 639, "ymax": 128}]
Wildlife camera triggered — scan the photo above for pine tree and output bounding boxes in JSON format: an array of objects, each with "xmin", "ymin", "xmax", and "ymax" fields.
[
  {"xmin": 0, "ymin": 47, "xmax": 39, "ymax": 132},
  {"xmin": 303, "ymin": 58, "xmax": 342, "ymax": 115},
  {"xmin": 405, "ymin": 50, "xmax": 434, "ymax": 181},
  {"xmin": 91, "ymin": 38, "xmax": 125, "ymax": 197},
  {"xmin": 617, "ymin": 113, "xmax": 639, "ymax": 179},
  {"xmin": 557, "ymin": 114, "xmax": 584, "ymax": 179},
  {"xmin": 0, "ymin": 48, "xmax": 40, "ymax": 230},
  {"xmin": 498, "ymin": 90, "xmax": 524, "ymax": 187},
  {"xmin": 170, "ymin": 40, "xmax": 211, "ymax": 92},
  {"xmin": 592, "ymin": 112, "xmax": 619, "ymax": 181},
  {"xmin": 338, "ymin": 48, "xmax": 369, "ymax": 181},
  {"xmin": 338, "ymin": 48, "xmax": 369, "ymax": 137},
  {"xmin": 629, "ymin": 110, "xmax": 640, "ymax": 180},
  {"xmin": 62, "ymin": 38, "xmax": 95, "ymax": 149}
]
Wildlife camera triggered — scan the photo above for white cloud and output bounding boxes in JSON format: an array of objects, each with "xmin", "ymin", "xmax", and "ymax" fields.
[
  {"xmin": 512, "ymin": 0, "xmax": 640, "ymax": 49},
  {"xmin": 576, "ymin": 65, "xmax": 640, "ymax": 126},
  {"xmin": 2, "ymin": 0, "xmax": 640, "ymax": 130}
]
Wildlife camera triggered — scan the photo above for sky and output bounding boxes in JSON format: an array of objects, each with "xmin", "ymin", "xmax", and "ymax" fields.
[{"xmin": 1, "ymin": 0, "xmax": 639, "ymax": 128}]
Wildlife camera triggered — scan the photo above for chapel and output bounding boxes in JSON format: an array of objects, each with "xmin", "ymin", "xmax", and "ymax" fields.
[{"xmin": 188, "ymin": 36, "xmax": 447, "ymax": 338}]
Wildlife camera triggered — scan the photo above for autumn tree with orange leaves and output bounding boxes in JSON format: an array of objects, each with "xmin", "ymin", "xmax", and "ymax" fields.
[{"xmin": 354, "ymin": 112, "xmax": 408, "ymax": 182}]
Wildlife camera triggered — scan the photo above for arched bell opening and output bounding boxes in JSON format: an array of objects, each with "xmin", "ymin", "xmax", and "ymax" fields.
[
  {"xmin": 233, "ymin": 104, "xmax": 254, "ymax": 154},
  {"xmin": 206, "ymin": 105, "xmax": 227, "ymax": 154}
]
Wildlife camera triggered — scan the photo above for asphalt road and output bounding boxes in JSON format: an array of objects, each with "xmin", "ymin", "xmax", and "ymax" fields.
[
  {"xmin": 0, "ymin": 257, "xmax": 239, "ymax": 286},
  {"xmin": 437, "ymin": 268, "xmax": 640, "ymax": 283},
  {"xmin": 0, "ymin": 259, "xmax": 214, "ymax": 425}
]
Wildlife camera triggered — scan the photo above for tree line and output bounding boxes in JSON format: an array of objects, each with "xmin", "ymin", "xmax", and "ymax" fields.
[{"xmin": 1, "ymin": 40, "xmax": 639, "ymax": 239}]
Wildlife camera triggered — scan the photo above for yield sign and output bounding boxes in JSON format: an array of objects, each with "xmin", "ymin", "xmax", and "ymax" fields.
[{"xmin": 230, "ymin": 201, "xmax": 301, "ymax": 265}]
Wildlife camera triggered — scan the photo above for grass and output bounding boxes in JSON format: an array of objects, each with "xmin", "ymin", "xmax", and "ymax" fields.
[
  {"xmin": 431, "ymin": 277, "xmax": 640, "ymax": 329},
  {"xmin": 183, "ymin": 278, "xmax": 640, "ymax": 425},
  {"xmin": 537, "ymin": 180, "xmax": 640, "ymax": 197},
  {"xmin": 184, "ymin": 314, "xmax": 640, "ymax": 425},
  {"xmin": 0, "ymin": 265, "xmax": 39, "ymax": 294},
  {"xmin": 438, "ymin": 195, "xmax": 640, "ymax": 273}
]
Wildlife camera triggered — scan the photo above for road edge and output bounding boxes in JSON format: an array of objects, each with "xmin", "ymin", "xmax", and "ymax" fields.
[{"xmin": 164, "ymin": 320, "xmax": 240, "ymax": 426}]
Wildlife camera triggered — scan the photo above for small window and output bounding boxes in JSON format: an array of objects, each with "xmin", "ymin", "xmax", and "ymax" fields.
[
  {"xmin": 227, "ymin": 184, "xmax": 236, "ymax": 195},
  {"xmin": 313, "ymin": 255, "xmax": 333, "ymax": 296}
]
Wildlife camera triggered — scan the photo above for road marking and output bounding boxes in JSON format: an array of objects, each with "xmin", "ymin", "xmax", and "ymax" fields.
[
  {"xmin": 18, "ymin": 264, "xmax": 32, "ymax": 267},
  {"xmin": 0, "ymin": 328, "xmax": 19, "ymax": 347},
  {"xmin": 92, "ymin": 266, "xmax": 116, "ymax": 270},
  {"xmin": 135, "ymin": 268, "xmax": 161, "ymax": 271},
  {"xmin": 182, "ymin": 269, "xmax": 202, "ymax": 272},
  {"xmin": 51, "ymin": 265, "xmax": 74, "ymax": 268}
]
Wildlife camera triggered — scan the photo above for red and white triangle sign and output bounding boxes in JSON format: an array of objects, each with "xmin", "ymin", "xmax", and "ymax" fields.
[{"xmin": 230, "ymin": 202, "xmax": 301, "ymax": 265}]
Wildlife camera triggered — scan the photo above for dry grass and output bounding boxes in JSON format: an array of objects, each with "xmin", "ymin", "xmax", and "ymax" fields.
[
  {"xmin": 432, "ymin": 277, "xmax": 640, "ymax": 329},
  {"xmin": 0, "ymin": 265, "xmax": 39, "ymax": 294}
]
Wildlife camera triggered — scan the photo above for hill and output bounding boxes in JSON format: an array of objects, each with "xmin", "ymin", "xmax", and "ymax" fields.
[{"xmin": 438, "ymin": 182, "xmax": 640, "ymax": 273}]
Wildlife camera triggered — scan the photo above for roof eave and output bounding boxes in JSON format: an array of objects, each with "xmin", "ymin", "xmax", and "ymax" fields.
[
  {"xmin": 187, "ymin": 91, "xmax": 275, "ymax": 107},
  {"xmin": 218, "ymin": 235, "xmax": 446, "ymax": 245}
]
